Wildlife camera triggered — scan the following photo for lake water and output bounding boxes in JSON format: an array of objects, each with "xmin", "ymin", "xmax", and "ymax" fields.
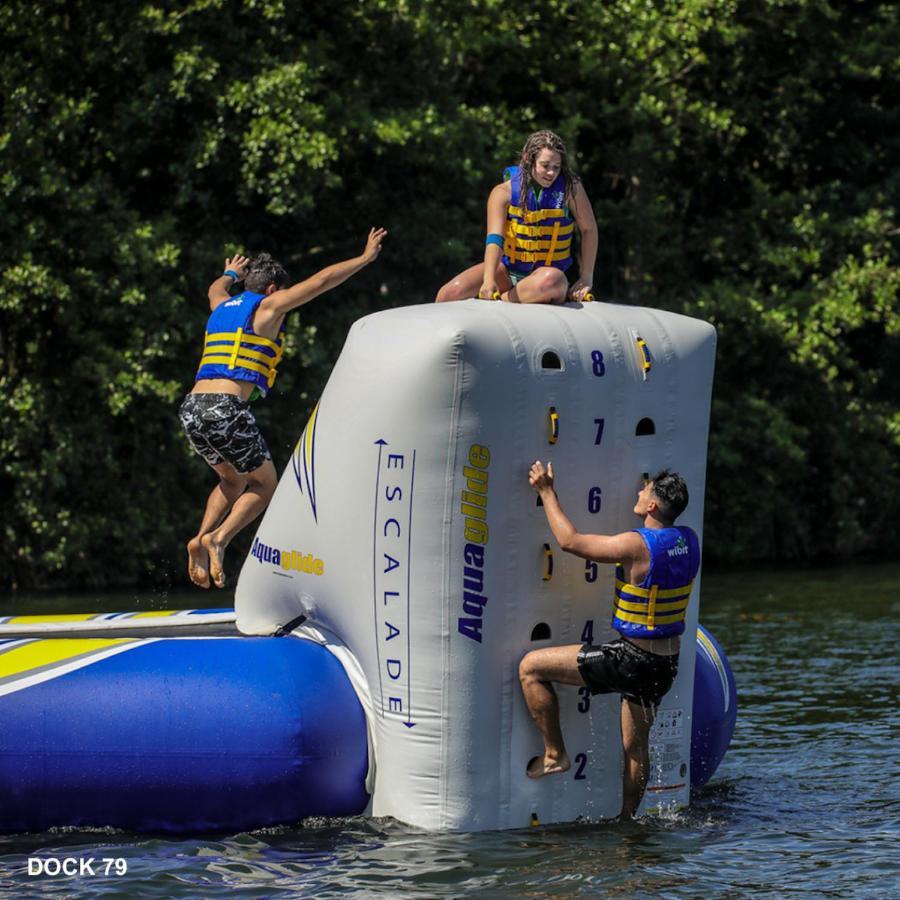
[{"xmin": 1, "ymin": 562, "xmax": 898, "ymax": 897}]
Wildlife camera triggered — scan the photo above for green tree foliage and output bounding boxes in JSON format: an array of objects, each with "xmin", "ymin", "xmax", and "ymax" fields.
[{"xmin": 0, "ymin": 0, "xmax": 896, "ymax": 588}]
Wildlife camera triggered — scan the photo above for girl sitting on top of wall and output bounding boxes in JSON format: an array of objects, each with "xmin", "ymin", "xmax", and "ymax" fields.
[{"xmin": 436, "ymin": 130, "xmax": 598, "ymax": 305}]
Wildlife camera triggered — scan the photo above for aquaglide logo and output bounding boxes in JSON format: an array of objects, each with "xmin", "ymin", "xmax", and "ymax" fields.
[
  {"xmin": 457, "ymin": 443, "xmax": 491, "ymax": 643},
  {"xmin": 250, "ymin": 537, "xmax": 324, "ymax": 575}
]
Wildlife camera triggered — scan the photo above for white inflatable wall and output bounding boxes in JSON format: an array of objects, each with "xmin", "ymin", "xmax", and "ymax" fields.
[{"xmin": 236, "ymin": 300, "xmax": 716, "ymax": 831}]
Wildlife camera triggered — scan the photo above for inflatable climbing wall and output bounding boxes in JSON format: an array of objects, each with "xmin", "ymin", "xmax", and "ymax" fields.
[{"xmin": 236, "ymin": 300, "xmax": 717, "ymax": 831}]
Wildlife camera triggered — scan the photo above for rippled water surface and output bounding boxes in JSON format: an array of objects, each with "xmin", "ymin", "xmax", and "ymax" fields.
[{"xmin": 2, "ymin": 562, "xmax": 898, "ymax": 897}]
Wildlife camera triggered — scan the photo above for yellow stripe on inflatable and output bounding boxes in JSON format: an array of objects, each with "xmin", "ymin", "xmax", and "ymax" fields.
[
  {"xmin": 698, "ymin": 628, "xmax": 722, "ymax": 668},
  {"xmin": 5, "ymin": 613, "xmax": 98, "ymax": 624},
  {"xmin": 305, "ymin": 402, "xmax": 319, "ymax": 469},
  {"xmin": 129, "ymin": 610, "xmax": 181, "ymax": 619},
  {"xmin": 698, "ymin": 628, "xmax": 731, "ymax": 712},
  {"xmin": 0, "ymin": 638, "xmax": 135, "ymax": 680}
]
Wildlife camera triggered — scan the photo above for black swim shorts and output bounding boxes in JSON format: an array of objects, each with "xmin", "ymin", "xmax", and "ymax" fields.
[
  {"xmin": 577, "ymin": 638, "xmax": 679, "ymax": 708},
  {"xmin": 178, "ymin": 393, "xmax": 271, "ymax": 474}
]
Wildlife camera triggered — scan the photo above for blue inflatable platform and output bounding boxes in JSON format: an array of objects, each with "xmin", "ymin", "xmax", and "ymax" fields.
[
  {"xmin": 0, "ymin": 631, "xmax": 368, "ymax": 833},
  {"xmin": 0, "ymin": 612, "xmax": 735, "ymax": 833}
]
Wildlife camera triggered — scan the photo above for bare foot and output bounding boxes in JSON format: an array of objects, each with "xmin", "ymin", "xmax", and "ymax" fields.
[
  {"xmin": 526, "ymin": 752, "xmax": 571, "ymax": 779},
  {"xmin": 201, "ymin": 533, "xmax": 226, "ymax": 588},
  {"xmin": 187, "ymin": 537, "xmax": 209, "ymax": 589}
]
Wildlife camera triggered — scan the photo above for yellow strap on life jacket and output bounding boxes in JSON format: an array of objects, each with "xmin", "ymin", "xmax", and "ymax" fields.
[
  {"xmin": 613, "ymin": 607, "xmax": 687, "ymax": 626},
  {"xmin": 505, "ymin": 222, "xmax": 572, "ymax": 260},
  {"xmin": 507, "ymin": 230, "xmax": 573, "ymax": 252},
  {"xmin": 508, "ymin": 205, "xmax": 568, "ymax": 223},
  {"xmin": 206, "ymin": 331, "xmax": 282, "ymax": 352},
  {"xmin": 503, "ymin": 246, "xmax": 571, "ymax": 264},
  {"xmin": 505, "ymin": 203, "xmax": 572, "ymax": 266},
  {"xmin": 198, "ymin": 353, "xmax": 273, "ymax": 379},
  {"xmin": 615, "ymin": 578, "xmax": 693, "ymax": 600},
  {"xmin": 511, "ymin": 222, "xmax": 575, "ymax": 238},
  {"xmin": 646, "ymin": 584, "xmax": 658, "ymax": 629},
  {"xmin": 505, "ymin": 221, "xmax": 517, "ymax": 264},
  {"xmin": 229, "ymin": 327, "xmax": 244, "ymax": 369},
  {"xmin": 507, "ymin": 239, "xmax": 573, "ymax": 257},
  {"xmin": 613, "ymin": 576, "xmax": 691, "ymax": 628},
  {"xmin": 614, "ymin": 595, "xmax": 690, "ymax": 614},
  {"xmin": 199, "ymin": 328, "xmax": 284, "ymax": 387},
  {"xmin": 544, "ymin": 221, "xmax": 561, "ymax": 265}
]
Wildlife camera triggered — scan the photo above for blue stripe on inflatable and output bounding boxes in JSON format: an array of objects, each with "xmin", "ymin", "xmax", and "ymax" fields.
[
  {"xmin": 0, "ymin": 637, "xmax": 368, "ymax": 833},
  {"xmin": 690, "ymin": 625, "xmax": 738, "ymax": 790}
]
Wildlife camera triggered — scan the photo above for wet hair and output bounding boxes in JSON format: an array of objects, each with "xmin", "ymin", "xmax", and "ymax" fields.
[
  {"xmin": 244, "ymin": 253, "xmax": 289, "ymax": 293},
  {"xmin": 650, "ymin": 469, "xmax": 689, "ymax": 521},
  {"xmin": 516, "ymin": 130, "xmax": 580, "ymax": 208}
]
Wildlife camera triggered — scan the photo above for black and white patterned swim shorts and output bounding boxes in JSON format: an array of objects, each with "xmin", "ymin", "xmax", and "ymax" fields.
[{"xmin": 178, "ymin": 393, "xmax": 271, "ymax": 474}]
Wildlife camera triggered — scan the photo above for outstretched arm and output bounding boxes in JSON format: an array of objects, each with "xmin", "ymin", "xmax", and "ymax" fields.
[
  {"xmin": 257, "ymin": 227, "xmax": 387, "ymax": 322},
  {"xmin": 528, "ymin": 460, "xmax": 643, "ymax": 563},
  {"xmin": 568, "ymin": 182, "xmax": 598, "ymax": 301},
  {"xmin": 208, "ymin": 254, "xmax": 251, "ymax": 309}
]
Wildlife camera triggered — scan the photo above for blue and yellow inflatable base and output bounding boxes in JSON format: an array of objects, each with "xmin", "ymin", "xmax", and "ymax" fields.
[
  {"xmin": 691, "ymin": 625, "xmax": 738, "ymax": 789},
  {"xmin": 0, "ymin": 634, "xmax": 368, "ymax": 833},
  {"xmin": 0, "ymin": 618, "xmax": 735, "ymax": 833}
]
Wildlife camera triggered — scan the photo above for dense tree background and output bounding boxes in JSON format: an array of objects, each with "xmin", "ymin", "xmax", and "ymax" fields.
[{"xmin": 1, "ymin": 0, "xmax": 897, "ymax": 590}]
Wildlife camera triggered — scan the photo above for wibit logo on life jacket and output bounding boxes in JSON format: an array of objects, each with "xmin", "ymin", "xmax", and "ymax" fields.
[
  {"xmin": 292, "ymin": 403, "xmax": 320, "ymax": 522},
  {"xmin": 250, "ymin": 537, "xmax": 324, "ymax": 575},
  {"xmin": 223, "ymin": 298, "xmax": 243, "ymax": 307},
  {"xmin": 667, "ymin": 536, "xmax": 690, "ymax": 558}
]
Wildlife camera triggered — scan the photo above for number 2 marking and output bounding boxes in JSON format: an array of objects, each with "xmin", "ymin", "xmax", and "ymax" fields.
[{"xmin": 574, "ymin": 753, "xmax": 588, "ymax": 780}]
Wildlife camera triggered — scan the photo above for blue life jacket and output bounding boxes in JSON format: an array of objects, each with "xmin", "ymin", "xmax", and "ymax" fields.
[
  {"xmin": 501, "ymin": 165, "xmax": 574, "ymax": 277},
  {"xmin": 612, "ymin": 526, "xmax": 701, "ymax": 639},
  {"xmin": 195, "ymin": 292, "xmax": 285, "ymax": 398}
]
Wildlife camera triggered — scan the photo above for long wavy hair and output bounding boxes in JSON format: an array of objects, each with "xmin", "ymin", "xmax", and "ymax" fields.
[{"xmin": 516, "ymin": 130, "xmax": 579, "ymax": 208}]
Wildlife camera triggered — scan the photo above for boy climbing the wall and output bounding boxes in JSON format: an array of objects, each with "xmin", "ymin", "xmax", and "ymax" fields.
[{"xmin": 520, "ymin": 463, "xmax": 699, "ymax": 817}]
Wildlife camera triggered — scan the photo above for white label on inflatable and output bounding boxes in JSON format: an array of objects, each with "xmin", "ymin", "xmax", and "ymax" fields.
[{"xmin": 236, "ymin": 301, "xmax": 716, "ymax": 831}]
